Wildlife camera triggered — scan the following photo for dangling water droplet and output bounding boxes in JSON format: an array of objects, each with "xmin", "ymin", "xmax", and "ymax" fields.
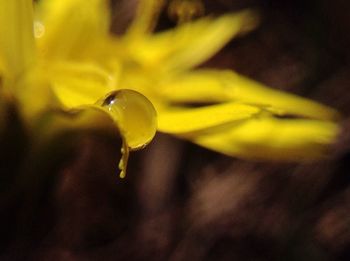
[
  {"xmin": 97, "ymin": 89, "xmax": 157, "ymax": 178},
  {"xmin": 98, "ymin": 89, "xmax": 157, "ymax": 150}
]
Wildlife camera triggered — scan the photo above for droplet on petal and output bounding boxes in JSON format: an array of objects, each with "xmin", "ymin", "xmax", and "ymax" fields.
[{"xmin": 99, "ymin": 89, "xmax": 157, "ymax": 150}]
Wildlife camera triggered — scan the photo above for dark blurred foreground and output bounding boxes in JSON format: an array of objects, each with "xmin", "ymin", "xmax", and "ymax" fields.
[{"xmin": 1, "ymin": 0, "xmax": 350, "ymax": 260}]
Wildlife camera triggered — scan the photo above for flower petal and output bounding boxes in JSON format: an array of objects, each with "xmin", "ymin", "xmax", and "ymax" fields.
[
  {"xmin": 35, "ymin": 0, "xmax": 110, "ymax": 60},
  {"xmin": 128, "ymin": 10, "xmax": 258, "ymax": 73},
  {"xmin": 48, "ymin": 61, "xmax": 115, "ymax": 108},
  {"xmin": 0, "ymin": 0, "xmax": 35, "ymax": 80},
  {"xmin": 159, "ymin": 69, "xmax": 339, "ymax": 120},
  {"xmin": 157, "ymin": 102, "xmax": 261, "ymax": 134},
  {"xmin": 192, "ymin": 117, "xmax": 339, "ymax": 161}
]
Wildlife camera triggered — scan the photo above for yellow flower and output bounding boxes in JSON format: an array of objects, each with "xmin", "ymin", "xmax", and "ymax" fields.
[
  {"xmin": 0, "ymin": 0, "xmax": 341, "ymax": 178},
  {"xmin": 0, "ymin": 0, "xmax": 158, "ymax": 178}
]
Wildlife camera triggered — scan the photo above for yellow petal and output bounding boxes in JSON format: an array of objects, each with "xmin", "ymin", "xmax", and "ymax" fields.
[
  {"xmin": 0, "ymin": 0, "xmax": 35, "ymax": 80},
  {"xmin": 193, "ymin": 117, "xmax": 339, "ymax": 161},
  {"xmin": 128, "ymin": 10, "xmax": 258, "ymax": 73},
  {"xmin": 48, "ymin": 61, "xmax": 115, "ymax": 108},
  {"xmin": 15, "ymin": 66, "xmax": 57, "ymax": 120},
  {"xmin": 159, "ymin": 70, "xmax": 232, "ymax": 103},
  {"xmin": 35, "ymin": 0, "xmax": 110, "ymax": 60},
  {"xmin": 159, "ymin": 69, "xmax": 339, "ymax": 120},
  {"xmin": 157, "ymin": 102, "xmax": 261, "ymax": 134},
  {"xmin": 225, "ymin": 71, "xmax": 339, "ymax": 120}
]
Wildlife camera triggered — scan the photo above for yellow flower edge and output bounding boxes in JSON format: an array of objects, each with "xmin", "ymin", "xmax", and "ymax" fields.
[
  {"xmin": 193, "ymin": 117, "xmax": 339, "ymax": 161},
  {"xmin": 0, "ymin": 0, "xmax": 341, "ymax": 167}
]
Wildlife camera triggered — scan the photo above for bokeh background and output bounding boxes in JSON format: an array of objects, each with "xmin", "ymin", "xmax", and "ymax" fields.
[{"xmin": 1, "ymin": 0, "xmax": 350, "ymax": 260}]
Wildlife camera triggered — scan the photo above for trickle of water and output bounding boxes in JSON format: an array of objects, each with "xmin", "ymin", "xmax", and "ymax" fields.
[{"xmin": 118, "ymin": 141, "xmax": 129, "ymax": 179}]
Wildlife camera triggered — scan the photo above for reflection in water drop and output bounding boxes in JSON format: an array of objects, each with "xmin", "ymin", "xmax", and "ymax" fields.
[
  {"xmin": 34, "ymin": 21, "xmax": 45, "ymax": 38},
  {"xmin": 97, "ymin": 89, "xmax": 157, "ymax": 178}
]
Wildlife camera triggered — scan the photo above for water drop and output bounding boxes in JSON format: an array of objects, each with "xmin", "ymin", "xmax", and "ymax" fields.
[{"xmin": 98, "ymin": 89, "xmax": 157, "ymax": 150}]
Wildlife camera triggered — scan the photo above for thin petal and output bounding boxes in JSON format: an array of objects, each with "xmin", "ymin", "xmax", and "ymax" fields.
[
  {"xmin": 157, "ymin": 102, "xmax": 261, "ymax": 134},
  {"xmin": 192, "ymin": 118, "xmax": 339, "ymax": 161},
  {"xmin": 15, "ymin": 66, "xmax": 58, "ymax": 120},
  {"xmin": 48, "ymin": 61, "xmax": 115, "ymax": 108},
  {"xmin": 36, "ymin": 0, "xmax": 110, "ymax": 59},
  {"xmin": 159, "ymin": 70, "xmax": 339, "ymax": 120},
  {"xmin": 128, "ymin": 10, "xmax": 258, "ymax": 72},
  {"xmin": 158, "ymin": 70, "xmax": 233, "ymax": 103},
  {"xmin": 0, "ymin": 0, "xmax": 35, "ymax": 80}
]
